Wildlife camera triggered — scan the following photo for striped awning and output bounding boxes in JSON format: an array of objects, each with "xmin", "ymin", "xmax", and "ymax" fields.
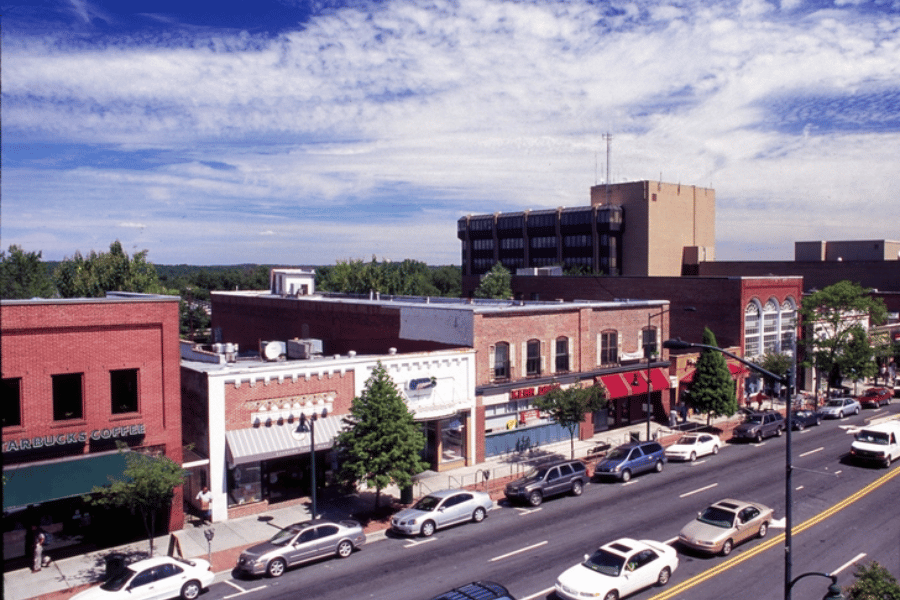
[{"xmin": 226, "ymin": 415, "xmax": 345, "ymax": 466}]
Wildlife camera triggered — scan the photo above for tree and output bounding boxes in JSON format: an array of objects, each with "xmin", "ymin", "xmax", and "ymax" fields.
[
  {"xmin": 335, "ymin": 363, "xmax": 428, "ymax": 509},
  {"xmin": 86, "ymin": 447, "xmax": 185, "ymax": 556},
  {"xmin": 845, "ymin": 561, "xmax": 900, "ymax": 599},
  {"xmin": 53, "ymin": 240, "xmax": 167, "ymax": 298},
  {"xmin": 688, "ymin": 328, "xmax": 739, "ymax": 426},
  {"xmin": 800, "ymin": 280, "xmax": 887, "ymax": 395},
  {"xmin": 0, "ymin": 245, "xmax": 56, "ymax": 299},
  {"xmin": 473, "ymin": 262, "xmax": 512, "ymax": 299},
  {"xmin": 533, "ymin": 383, "xmax": 607, "ymax": 459}
]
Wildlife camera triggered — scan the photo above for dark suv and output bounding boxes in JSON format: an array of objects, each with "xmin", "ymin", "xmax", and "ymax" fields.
[
  {"xmin": 504, "ymin": 459, "xmax": 588, "ymax": 506},
  {"xmin": 593, "ymin": 440, "xmax": 666, "ymax": 482},
  {"xmin": 431, "ymin": 581, "xmax": 517, "ymax": 600},
  {"xmin": 733, "ymin": 410, "xmax": 784, "ymax": 443}
]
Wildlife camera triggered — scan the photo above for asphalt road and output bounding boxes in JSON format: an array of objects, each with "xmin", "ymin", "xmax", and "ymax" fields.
[{"xmin": 208, "ymin": 404, "xmax": 900, "ymax": 600}]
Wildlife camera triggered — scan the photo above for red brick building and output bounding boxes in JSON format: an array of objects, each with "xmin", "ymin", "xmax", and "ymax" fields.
[{"xmin": 2, "ymin": 297, "xmax": 183, "ymax": 565}]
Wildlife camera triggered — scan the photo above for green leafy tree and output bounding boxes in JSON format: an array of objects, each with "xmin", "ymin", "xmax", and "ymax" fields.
[
  {"xmin": 688, "ymin": 328, "xmax": 739, "ymax": 426},
  {"xmin": 53, "ymin": 240, "xmax": 167, "ymax": 298},
  {"xmin": 86, "ymin": 447, "xmax": 185, "ymax": 555},
  {"xmin": 335, "ymin": 363, "xmax": 428, "ymax": 509},
  {"xmin": 845, "ymin": 561, "xmax": 900, "ymax": 599},
  {"xmin": 0, "ymin": 245, "xmax": 57, "ymax": 299},
  {"xmin": 800, "ymin": 280, "xmax": 887, "ymax": 394},
  {"xmin": 473, "ymin": 262, "xmax": 512, "ymax": 299},
  {"xmin": 533, "ymin": 383, "xmax": 607, "ymax": 459}
]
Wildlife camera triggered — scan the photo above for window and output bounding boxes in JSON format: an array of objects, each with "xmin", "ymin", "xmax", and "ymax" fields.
[
  {"xmin": 600, "ymin": 331, "xmax": 618, "ymax": 365},
  {"xmin": 110, "ymin": 369, "xmax": 139, "ymax": 414},
  {"xmin": 494, "ymin": 343, "xmax": 510, "ymax": 380},
  {"xmin": 526, "ymin": 340, "xmax": 541, "ymax": 376},
  {"xmin": 2, "ymin": 378, "xmax": 22, "ymax": 427},
  {"xmin": 52, "ymin": 373, "xmax": 83, "ymax": 421},
  {"xmin": 642, "ymin": 327, "xmax": 657, "ymax": 358},
  {"xmin": 555, "ymin": 337, "xmax": 569, "ymax": 372}
]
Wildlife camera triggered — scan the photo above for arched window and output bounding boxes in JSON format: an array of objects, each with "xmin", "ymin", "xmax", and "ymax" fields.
[
  {"xmin": 555, "ymin": 337, "xmax": 570, "ymax": 373},
  {"xmin": 744, "ymin": 302, "xmax": 761, "ymax": 357},
  {"xmin": 493, "ymin": 343, "xmax": 510, "ymax": 380}
]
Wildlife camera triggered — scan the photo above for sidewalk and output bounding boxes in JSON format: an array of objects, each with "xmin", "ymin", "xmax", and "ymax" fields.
[{"xmin": 4, "ymin": 415, "xmax": 736, "ymax": 600}]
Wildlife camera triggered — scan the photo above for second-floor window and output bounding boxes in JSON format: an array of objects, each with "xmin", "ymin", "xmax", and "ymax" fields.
[
  {"xmin": 600, "ymin": 331, "xmax": 618, "ymax": 365},
  {"xmin": 555, "ymin": 337, "xmax": 569, "ymax": 372},
  {"xmin": 526, "ymin": 340, "xmax": 541, "ymax": 376}
]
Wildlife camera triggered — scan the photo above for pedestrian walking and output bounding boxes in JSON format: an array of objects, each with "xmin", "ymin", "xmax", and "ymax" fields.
[{"xmin": 196, "ymin": 486, "xmax": 213, "ymax": 524}]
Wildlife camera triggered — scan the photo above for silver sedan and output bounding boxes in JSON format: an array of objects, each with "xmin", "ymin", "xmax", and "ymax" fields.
[{"xmin": 391, "ymin": 488, "xmax": 493, "ymax": 537}]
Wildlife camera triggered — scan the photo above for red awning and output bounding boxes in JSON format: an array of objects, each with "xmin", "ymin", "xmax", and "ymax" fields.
[
  {"xmin": 680, "ymin": 363, "xmax": 747, "ymax": 384},
  {"xmin": 598, "ymin": 373, "xmax": 630, "ymax": 399}
]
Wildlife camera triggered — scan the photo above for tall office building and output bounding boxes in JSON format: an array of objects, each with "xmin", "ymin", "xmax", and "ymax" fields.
[{"xmin": 458, "ymin": 180, "xmax": 716, "ymax": 280}]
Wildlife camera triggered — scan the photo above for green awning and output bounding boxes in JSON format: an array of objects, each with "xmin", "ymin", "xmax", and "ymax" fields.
[{"xmin": 3, "ymin": 451, "xmax": 130, "ymax": 510}]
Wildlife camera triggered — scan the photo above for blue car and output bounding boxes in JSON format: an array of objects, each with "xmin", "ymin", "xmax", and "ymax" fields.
[{"xmin": 594, "ymin": 440, "xmax": 666, "ymax": 482}]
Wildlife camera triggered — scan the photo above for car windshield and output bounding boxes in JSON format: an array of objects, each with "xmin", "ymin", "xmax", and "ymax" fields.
[
  {"xmin": 413, "ymin": 495, "xmax": 442, "ymax": 511},
  {"xmin": 676, "ymin": 436, "xmax": 698, "ymax": 445},
  {"xmin": 582, "ymin": 549, "xmax": 626, "ymax": 577},
  {"xmin": 855, "ymin": 431, "xmax": 890, "ymax": 445},
  {"xmin": 270, "ymin": 526, "xmax": 303, "ymax": 545},
  {"xmin": 605, "ymin": 447, "xmax": 630, "ymax": 460},
  {"xmin": 100, "ymin": 568, "xmax": 136, "ymax": 591},
  {"xmin": 697, "ymin": 506, "xmax": 736, "ymax": 528}
]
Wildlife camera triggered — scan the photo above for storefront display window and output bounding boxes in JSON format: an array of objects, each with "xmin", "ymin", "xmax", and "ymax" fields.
[{"xmin": 228, "ymin": 463, "xmax": 262, "ymax": 507}]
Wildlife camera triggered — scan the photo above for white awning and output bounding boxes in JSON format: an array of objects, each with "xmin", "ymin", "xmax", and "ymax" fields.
[{"xmin": 226, "ymin": 415, "xmax": 345, "ymax": 466}]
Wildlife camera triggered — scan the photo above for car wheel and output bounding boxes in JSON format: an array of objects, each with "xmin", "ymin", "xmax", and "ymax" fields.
[
  {"xmin": 620, "ymin": 469, "xmax": 631, "ymax": 483},
  {"xmin": 571, "ymin": 480, "xmax": 584, "ymax": 496},
  {"xmin": 603, "ymin": 591, "xmax": 619, "ymax": 600},
  {"xmin": 655, "ymin": 460, "xmax": 664, "ymax": 473},
  {"xmin": 180, "ymin": 581, "xmax": 202, "ymax": 600},
  {"xmin": 712, "ymin": 445, "xmax": 719, "ymax": 455},
  {"xmin": 528, "ymin": 490, "xmax": 543, "ymax": 506},
  {"xmin": 336, "ymin": 540, "xmax": 353, "ymax": 558},
  {"xmin": 689, "ymin": 452, "xmax": 697, "ymax": 462},
  {"xmin": 266, "ymin": 558, "xmax": 286, "ymax": 578},
  {"xmin": 657, "ymin": 567, "xmax": 672, "ymax": 586},
  {"xmin": 472, "ymin": 507, "xmax": 486, "ymax": 523},
  {"xmin": 721, "ymin": 539, "xmax": 733, "ymax": 556},
  {"xmin": 758, "ymin": 522, "xmax": 768, "ymax": 538},
  {"xmin": 755, "ymin": 432, "xmax": 763, "ymax": 443},
  {"xmin": 421, "ymin": 520, "xmax": 436, "ymax": 537}
]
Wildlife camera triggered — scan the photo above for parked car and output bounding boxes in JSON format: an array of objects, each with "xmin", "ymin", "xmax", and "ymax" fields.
[
  {"xmin": 790, "ymin": 409, "xmax": 821, "ymax": 430},
  {"xmin": 72, "ymin": 556, "xmax": 214, "ymax": 600},
  {"xmin": 555, "ymin": 538, "xmax": 678, "ymax": 600},
  {"xmin": 732, "ymin": 410, "xmax": 784, "ymax": 443},
  {"xmin": 850, "ymin": 421, "xmax": 900, "ymax": 467},
  {"xmin": 664, "ymin": 433, "xmax": 721, "ymax": 462},
  {"xmin": 678, "ymin": 499, "xmax": 774, "ymax": 556},
  {"xmin": 235, "ymin": 519, "xmax": 365, "ymax": 577},
  {"xmin": 819, "ymin": 397, "xmax": 861, "ymax": 419},
  {"xmin": 593, "ymin": 441, "xmax": 666, "ymax": 482},
  {"xmin": 858, "ymin": 387, "xmax": 892, "ymax": 408},
  {"xmin": 504, "ymin": 459, "xmax": 588, "ymax": 506},
  {"xmin": 430, "ymin": 581, "xmax": 517, "ymax": 600},
  {"xmin": 391, "ymin": 488, "xmax": 493, "ymax": 537}
]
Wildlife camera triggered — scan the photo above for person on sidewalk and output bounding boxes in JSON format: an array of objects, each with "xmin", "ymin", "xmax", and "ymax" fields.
[
  {"xmin": 33, "ymin": 531, "xmax": 45, "ymax": 572},
  {"xmin": 196, "ymin": 487, "xmax": 213, "ymax": 525}
]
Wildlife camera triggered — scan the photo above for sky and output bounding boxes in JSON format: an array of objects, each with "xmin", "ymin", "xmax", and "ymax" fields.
[{"xmin": 2, "ymin": 0, "xmax": 899, "ymax": 266}]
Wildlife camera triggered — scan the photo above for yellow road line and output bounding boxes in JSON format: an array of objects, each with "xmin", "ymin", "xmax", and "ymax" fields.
[{"xmin": 646, "ymin": 466, "xmax": 900, "ymax": 600}]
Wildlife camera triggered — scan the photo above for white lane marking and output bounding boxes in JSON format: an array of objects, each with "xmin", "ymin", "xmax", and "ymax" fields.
[
  {"xmin": 520, "ymin": 586, "xmax": 555, "ymax": 600},
  {"xmin": 490, "ymin": 540, "xmax": 549, "ymax": 562},
  {"xmin": 403, "ymin": 537, "xmax": 438, "ymax": 548},
  {"xmin": 832, "ymin": 553, "xmax": 867, "ymax": 576},
  {"xmin": 800, "ymin": 447, "xmax": 824, "ymax": 457},
  {"xmin": 679, "ymin": 483, "xmax": 718, "ymax": 498}
]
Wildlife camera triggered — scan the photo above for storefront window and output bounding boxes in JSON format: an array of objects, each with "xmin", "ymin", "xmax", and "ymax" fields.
[
  {"xmin": 440, "ymin": 417, "xmax": 465, "ymax": 463},
  {"xmin": 228, "ymin": 463, "xmax": 262, "ymax": 507}
]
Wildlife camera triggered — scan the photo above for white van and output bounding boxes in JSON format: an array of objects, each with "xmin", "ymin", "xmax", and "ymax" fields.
[{"xmin": 850, "ymin": 421, "xmax": 900, "ymax": 467}]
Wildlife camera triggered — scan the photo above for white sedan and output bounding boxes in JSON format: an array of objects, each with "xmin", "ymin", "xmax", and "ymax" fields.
[
  {"xmin": 664, "ymin": 433, "xmax": 721, "ymax": 462},
  {"xmin": 72, "ymin": 556, "xmax": 215, "ymax": 600},
  {"xmin": 555, "ymin": 538, "xmax": 678, "ymax": 600}
]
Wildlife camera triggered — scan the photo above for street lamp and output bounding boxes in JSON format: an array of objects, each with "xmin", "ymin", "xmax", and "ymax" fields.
[
  {"xmin": 297, "ymin": 409, "xmax": 328, "ymax": 521},
  {"xmin": 663, "ymin": 337, "xmax": 797, "ymax": 600}
]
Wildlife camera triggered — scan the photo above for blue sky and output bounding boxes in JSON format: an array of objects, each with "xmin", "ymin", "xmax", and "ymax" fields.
[{"xmin": 2, "ymin": 0, "xmax": 899, "ymax": 265}]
